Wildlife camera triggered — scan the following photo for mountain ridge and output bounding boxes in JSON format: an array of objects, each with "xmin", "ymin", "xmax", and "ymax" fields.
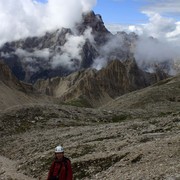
[{"xmin": 34, "ymin": 58, "xmax": 168, "ymax": 107}]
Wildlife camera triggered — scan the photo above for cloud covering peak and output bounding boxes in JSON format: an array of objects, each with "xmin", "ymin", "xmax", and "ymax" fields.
[{"xmin": 0, "ymin": 0, "xmax": 96, "ymax": 46}]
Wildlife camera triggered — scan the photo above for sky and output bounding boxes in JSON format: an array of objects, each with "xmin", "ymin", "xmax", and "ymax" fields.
[
  {"xmin": 94, "ymin": 0, "xmax": 149, "ymax": 25},
  {"xmin": 93, "ymin": 0, "xmax": 180, "ymax": 42}
]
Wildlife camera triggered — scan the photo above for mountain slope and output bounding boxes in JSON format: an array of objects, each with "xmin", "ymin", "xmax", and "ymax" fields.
[
  {"xmin": 0, "ymin": 61, "xmax": 51, "ymax": 110},
  {"xmin": 103, "ymin": 73, "xmax": 180, "ymax": 115}
]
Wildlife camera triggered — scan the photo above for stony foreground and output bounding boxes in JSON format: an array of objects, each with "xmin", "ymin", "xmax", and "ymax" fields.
[{"xmin": 0, "ymin": 104, "xmax": 180, "ymax": 180}]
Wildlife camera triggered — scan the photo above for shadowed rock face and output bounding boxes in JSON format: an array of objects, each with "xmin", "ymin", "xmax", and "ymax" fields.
[
  {"xmin": 0, "ymin": 61, "xmax": 46, "ymax": 110},
  {"xmin": 0, "ymin": 60, "xmax": 38, "ymax": 94},
  {"xmin": 0, "ymin": 61, "xmax": 25, "ymax": 90}
]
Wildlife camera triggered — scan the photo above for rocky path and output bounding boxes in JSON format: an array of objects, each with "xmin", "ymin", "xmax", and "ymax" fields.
[{"xmin": 0, "ymin": 156, "xmax": 35, "ymax": 180}]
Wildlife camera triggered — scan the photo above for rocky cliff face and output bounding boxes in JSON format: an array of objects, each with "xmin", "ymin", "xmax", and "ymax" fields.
[
  {"xmin": 79, "ymin": 11, "xmax": 111, "ymax": 45},
  {"xmin": 0, "ymin": 61, "xmax": 30, "ymax": 92}
]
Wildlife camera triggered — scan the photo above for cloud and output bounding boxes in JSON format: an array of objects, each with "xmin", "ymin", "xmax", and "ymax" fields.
[
  {"xmin": 105, "ymin": 2, "xmax": 180, "ymax": 61},
  {"xmin": 166, "ymin": 22, "xmax": 180, "ymax": 41},
  {"xmin": 92, "ymin": 33, "xmax": 130, "ymax": 70},
  {"xmin": 106, "ymin": 12, "xmax": 180, "ymax": 41},
  {"xmin": 133, "ymin": 11, "xmax": 180, "ymax": 70},
  {"xmin": 97, "ymin": 2, "xmax": 180, "ymax": 74},
  {"xmin": 142, "ymin": 0, "xmax": 180, "ymax": 15},
  {"xmin": 106, "ymin": 0, "xmax": 180, "ymax": 42},
  {"xmin": 105, "ymin": 23, "xmax": 143, "ymax": 35},
  {"xmin": 133, "ymin": 35, "xmax": 180, "ymax": 75},
  {"xmin": 134, "ymin": 37, "xmax": 180, "ymax": 63},
  {"xmin": 2, "ymin": 26, "xmax": 94, "ymax": 74},
  {"xmin": 141, "ymin": 11, "xmax": 178, "ymax": 40},
  {"xmin": 15, "ymin": 48, "xmax": 50, "ymax": 61},
  {"xmin": 51, "ymin": 34, "xmax": 86, "ymax": 69},
  {"xmin": 50, "ymin": 27, "xmax": 94, "ymax": 70},
  {"xmin": 0, "ymin": 0, "xmax": 96, "ymax": 46}
]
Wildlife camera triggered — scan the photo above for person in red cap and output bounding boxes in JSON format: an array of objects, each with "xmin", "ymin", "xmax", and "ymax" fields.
[{"xmin": 47, "ymin": 145, "xmax": 73, "ymax": 180}]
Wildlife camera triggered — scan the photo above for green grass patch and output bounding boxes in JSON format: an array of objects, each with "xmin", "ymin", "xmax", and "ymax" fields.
[
  {"xmin": 1, "ymin": 107, "xmax": 60, "ymax": 135},
  {"xmin": 64, "ymin": 97, "xmax": 92, "ymax": 108},
  {"xmin": 111, "ymin": 114, "xmax": 129, "ymax": 123},
  {"xmin": 159, "ymin": 111, "xmax": 173, "ymax": 117},
  {"xmin": 152, "ymin": 78, "xmax": 172, "ymax": 86}
]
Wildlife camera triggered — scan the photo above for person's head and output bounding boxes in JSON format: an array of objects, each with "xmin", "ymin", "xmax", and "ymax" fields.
[{"xmin": 55, "ymin": 145, "xmax": 64, "ymax": 160}]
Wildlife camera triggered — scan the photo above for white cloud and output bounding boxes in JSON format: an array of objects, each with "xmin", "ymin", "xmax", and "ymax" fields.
[
  {"xmin": 51, "ymin": 28, "xmax": 94, "ymax": 69},
  {"xmin": 141, "ymin": 11, "xmax": 177, "ymax": 40},
  {"xmin": 15, "ymin": 48, "xmax": 50, "ymax": 60},
  {"xmin": 33, "ymin": 48, "xmax": 50, "ymax": 59},
  {"xmin": 166, "ymin": 22, "xmax": 180, "ymax": 42},
  {"xmin": 106, "ymin": 12, "xmax": 180, "ymax": 41},
  {"xmin": 134, "ymin": 36, "xmax": 180, "ymax": 63},
  {"xmin": 106, "ymin": 0, "xmax": 180, "ymax": 42},
  {"xmin": 106, "ymin": 23, "xmax": 143, "ymax": 35},
  {"xmin": 5, "ymin": 27, "xmax": 94, "ymax": 71},
  {"xmin": 100, "ymin": 1, "xmax": 180, "ymax": 74},
  {"xmin": 92, "ymin": 33, "xmax": 127, "ymax": 70},
  {"xmin": 143, "ymin": 0, "xmax": 180, "ymax": 15},
  {"xmin": 0, "ymin": 0, "xmax": 96, "ymax": 46}
]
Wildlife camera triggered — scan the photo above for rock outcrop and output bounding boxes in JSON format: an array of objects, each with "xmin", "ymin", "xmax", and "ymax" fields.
[{"xmin": 0, "ymin": 61, "xmax": 50, "ymax": 110}]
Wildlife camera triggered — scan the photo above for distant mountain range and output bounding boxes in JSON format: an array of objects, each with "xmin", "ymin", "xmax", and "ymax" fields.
[{"xmin": 0, "ymin": 11, "xmax": 178, "ymax": 107}]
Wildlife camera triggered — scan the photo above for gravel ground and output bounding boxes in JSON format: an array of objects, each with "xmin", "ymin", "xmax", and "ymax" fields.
[{"xmin": 0, "ymin": 104, "xmax": 180, "ymax": 180}]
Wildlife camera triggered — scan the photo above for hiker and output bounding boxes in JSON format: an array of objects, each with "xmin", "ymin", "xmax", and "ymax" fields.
[{"xmin": 47, "ymin": 145, "xmax": 73, "ymax": 180}]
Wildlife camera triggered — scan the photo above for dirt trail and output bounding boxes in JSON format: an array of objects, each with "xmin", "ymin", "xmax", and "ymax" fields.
[{"xmin": 0, "ymin": 155, "xmax": 35, "ymax": 180}]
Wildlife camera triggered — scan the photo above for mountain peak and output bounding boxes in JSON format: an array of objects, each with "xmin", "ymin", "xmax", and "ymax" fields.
[{"xmin": 82, "ymin": 11, "xmax": 109, "ymax": 33}]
